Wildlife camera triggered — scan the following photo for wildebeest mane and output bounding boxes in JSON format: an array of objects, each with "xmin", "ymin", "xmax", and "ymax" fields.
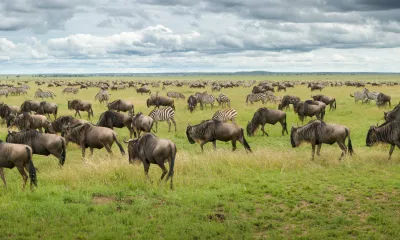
[
  {"xmin": 67, "ymin": 123, "xmax": 93, "ymax": 144},
  {"xmin": 52, "ymin": 116, "xmax": 74, "ymax": 132},
  {"xmin": 7, "ymin": 130, "xmax": 41, "ymax": 144}
]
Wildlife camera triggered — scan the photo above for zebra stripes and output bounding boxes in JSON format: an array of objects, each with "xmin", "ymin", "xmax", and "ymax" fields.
[
  {"xmin": 195, "ymin": 92, "xmax": 215, "ymax": 110},
  {"xmin": 212, "ymin": 109, "xmax": 237, "ymax": 123},
  {"xmin": 148, "ymin": 107, "xmax": 177, "ymax": 132},
  {"xmin": 246, "ymin": 93, "xmax": 267, "ymax": 104},
  {"xmin": 0, "ymin": 89, "xmax": 9, "ymax": 98},
  {"xmin": 167, "ymin": 91, "xmax": 185, "ymax": 99},
  {"xmin": 34, "ymin": 89, "xmax": 56, "ymax": 99},
  {"xmin": 62, "ymin": 87, "xmax": 79, "ymax": 94},
  {"xmin": 216, "ymin": 93, "xmax": 231, "ymax": 108},
  {"xmin": 363, "ymin": 88, "xmax": 379, "ymax": 103},
  {"xmin": 95, "ymin": 89, "xmax": 110, "ymax": 104}
]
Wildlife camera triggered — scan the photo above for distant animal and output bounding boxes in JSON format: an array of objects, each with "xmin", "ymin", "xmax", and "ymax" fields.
[
  {"xmin": 310, "ymin": 85, "xmax": 324, "ymax": 91},
  {"xmin": 366, "ymin": 121, "xmax": 400, "ymax": 159},
  {"xmin": 278, "ymin": 95, "xmax": 301, "ymax": 111},
  {"xmin": 246, "ymin": 108, "xmax": 288, "ymax": 136},
  {"xmin": 312, "ymin": 95, "xmax": 337, "ymax": 110},
  {"xmin": 11, "ymin": 112, "xmax": 50, "ymax": 133},
  {"xmin": 94, "ymin": 89, "xmax": 110, "ymax": 104},
  {"xmin": 186, "ymin": 120, "xmax": 251, "ymax": 152},
  {"xmin": 246, "ymin": 93, "xmax": 267, "ymax": 105},
  {"xmin": 136, "ymin": 87, "xmax": 151, "ymax": 95},
  {"xmin": 97, "ymin": 111, "xmax": 134, "ymax": 138},
  {"xmin": 146, "ymin": 96, "xmax": 175, "ymax": 110},
  {"xmin": 67, "ymin": 99, "xmax": 94, "ymax": 120},
  {"xmin": 34, "ymin": 89, "xmax": 56, "ymax": 99},
  {"xmin": 20, "ymin": 100, "xmax": 41, "ymax": 113},
  {"xmin": 0, "ymin": 140, "xmax": 37, "ymax": 190},
  {"xmin": 377, "ymin": 93, "xmax": 391, "ymax": 107},
  {"xmin": 196, "ymin": 92, "xmax": 215, "ymax": 110},
  {"xmin": 64, "ymin": 123, "xmax": 125, "ymax": 157},
  {"xmin": 62, "ymin": 87, "xmax": 79, "ymax": 94},
  {"xmin": 277, "ymin": 85, "xmax": 286, "ymax": 92},
  {"xmin": 6, "ymin": 130, "xmax": 66, "ymax": 166},
  {"xmin": 36, "ymin": 101, "xmax": 58, "ymax": 119},
  {"xmin": 125, "ymin": 133, "xmax": 176, "ymax": 189},
  {"xmin": 167, "ymin": 92, "xmax": 185, "ymax": 99},
  {"xmin": 350, "ymin": 91, "xmax": 367, "ymax": 104},
  {"xmin": 290, "ymin": 120, "xmax": 354, "ymax": 160},
  {"xmin": 362, "ymin": 88, "xmax": 379, "ymax": 104},
  {"xmin": 293, "ymin": 101, "xmax": 325, "ymax": 123},
  {"xmin": 212, "ymin": 109, "xmax": 237, "ymax": 123},
  {"xmin": 187, "ymin": 95, "xmax": 198, "ymax": 113},
  {"xmin": 131, "ymin": 112, "xmax": 154, "ymax": 138},
  {"xmin": 216, "ymin": 93, "xmax": 231, "ymax": 108},
  {"xmin": 107, "ymin": 99, "xmax": 134, "ymax": 115},
  {"xmin": 148, "ymin": 107, "xmax": 176, "ymax": 133},
  {"xmin": 0, "ymin": 89, "xmax": 9, "ymax": 98}
]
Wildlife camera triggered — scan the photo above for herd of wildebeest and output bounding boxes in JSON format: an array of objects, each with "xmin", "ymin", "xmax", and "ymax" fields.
[{"xmin": 0, "ymin": 78, "xmax": 399, "ymax": 190}]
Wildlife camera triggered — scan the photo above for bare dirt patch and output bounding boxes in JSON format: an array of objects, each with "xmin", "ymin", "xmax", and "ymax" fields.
[{"xmin": 92, "ymin": 196, "xmax": 116, "ymax": 205}]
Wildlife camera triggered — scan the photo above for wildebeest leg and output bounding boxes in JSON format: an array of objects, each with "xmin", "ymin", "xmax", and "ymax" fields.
[
  {"xmin": 388, "ymin": 144, "xmax": 395, "ymax": 159},
  {"xmin": 260, "ymin": 124, "xmax": 269, "ymax": 136},
  {"xmin": 105, "ymin": 145, "xmax": 113, "ymax": 155},
  {"xmin": 316, "ymin": 144, "xmax": 322, "ymax": 156},
  {"xmin": 0, "ymin": 168, "xmax": 6, "ymax": 188},
  {"xmin": 212, "ymin": 140, "xmax": 217, "ymax": 150},
  {"xmin": 143, "ymin": 162, "xmax": 152, "ymax": 183},
  {"xmin": 81, "ymin": 147, "xmax": 86, "ymax": 158},
  {"xmin": 311, "ymin": 144, "xmax": 316, "ymax": 160},
  {"xmin": 16, "ymin": 166, "xmax": 28, "ymax": 191},
  {"xmin": 200, "ymin": 140, "xmax": 209, "ymax": 152},
  {"xmin": 231, "ymin": 140, "xmax": 237, "ymax": 151},
  {"xmin": 76, "ymin": 110, "xmax": 82, "ymax": 118},
  {"xmin": 337, "ymin": 141, "xmax": 347, "ymax": 160},
  {"xmin": 90, "ymin": 148, "xmax": 94, "ymax": 156},
  {"xmin": 159, "ymin": 163, "xmax": 168, "ymax": 181}
]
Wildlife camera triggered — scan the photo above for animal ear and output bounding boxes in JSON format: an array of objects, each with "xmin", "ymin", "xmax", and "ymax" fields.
[{"xmin": 188, "ymin": 123, "xmax": 191, "ymax": 127}]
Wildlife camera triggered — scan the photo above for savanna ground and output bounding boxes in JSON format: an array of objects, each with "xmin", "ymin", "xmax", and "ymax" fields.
[{"xmin": 0, "ymin": 74, "xmax": 399, "ymax": 239}]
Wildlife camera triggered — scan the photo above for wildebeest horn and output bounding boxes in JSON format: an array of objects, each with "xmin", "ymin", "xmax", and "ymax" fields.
[
  {"xmin": 188, "ymin": 122, "xmax": 191, "ymax": 127},
  {"xmin": 123, "ymin": 137, "xmax": 133, "ymax": 144}
]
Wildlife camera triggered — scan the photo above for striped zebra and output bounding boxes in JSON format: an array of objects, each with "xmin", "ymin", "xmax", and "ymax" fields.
[
  {"xmin": 95, "ymin": 89, "xmax": 110, "ymax": 104},
  {"xmin": 148, "ymin": 107, "xmax": 177, "ymax": 132},
  {"xmin": 167, "ymin": 91, "xmax": 185, "ymax": 99},
  {"xmin": 0, "ymin": 89, "xmax": 9, "ymax": 98},
  {"xmin": 196, "ymin": 92, "xmax": 215, "ymax": 110},
  {"xmin": 246, "ymin": 93, "xmax": 267, "ymax": 104},
  {"xmin": 34, "ymin": 89, "xmax": 56, "ymax": 99},
  {"xmin": 212, "ymin": 109, "xmax": 237, "ymax": 123},
  {"xmin": 363, "ymin": 88, "xmax": 379, "ymax": 104},
  {"xmin": 216, "ymin": 93, "xmax": 231, "ymax": 108},
  {"xmin": 62, "ymin": 87, "xmax": 79, "ymax": 94}
]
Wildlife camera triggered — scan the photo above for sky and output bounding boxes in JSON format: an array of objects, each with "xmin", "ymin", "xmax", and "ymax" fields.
[{"xmin": 1, "ymin": 0, "xmax": 400, "ymax": 74}]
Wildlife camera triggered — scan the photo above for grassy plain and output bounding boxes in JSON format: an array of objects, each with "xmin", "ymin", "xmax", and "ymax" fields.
[{"xmin": 0, "ymin": 74, "xmax": 399, "ymax": 239}]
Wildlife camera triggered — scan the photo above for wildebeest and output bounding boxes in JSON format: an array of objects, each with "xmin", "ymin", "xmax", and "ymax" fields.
[
  {"xmin": 278, "ymin": 95, "xmax": 301, "ymax": 111},
  {"xmin": 310, "ymin": 84, "xmax": 324, "ymax": 91},
  {"xmin": 20, "ymin": 100, "xmax": 41, "ymax": 113},
  {"xmin": 107, "ymin": 99, "xmax": 134, "ymax": 115},
  {"xmin": 0, "ymin": 103, "xmax": 20, "ymax": 125},
  {"xmin": 293, "ymin": 101, "xmax": 325, "ymax": 123},
  {"xmin": 6, "ymin": 130, "xmax": 66, "ymax": 166},
  {"xmin": 11, "ymin": 112, "xmax": 50, "ymax": 132},
  {"xmin": 64, "ymin": 123, "xmax": 125, "ymax": 157},
  {"xmin": 124, "ymin": 133, "xmax": 176, "ymax": 189},
  {"xmin": 186, "ymin": 120, "xmax": 251, "ymax": 152},
  {"xmin": 290, "ymin": 120, "xmax": 354, "ymax": 160},
  {"xmin": 377, "ymin": 92, "xmax": 391, "ymax": 107},
  {"xmin": 131, "ymin": 112, "xmax": 154, "ymax": 138},
  {"xmin": 311, "ymin": 94, "xmax": 337, "ymax": 110},
  {"xmin": 136, "ymin": 87, "xmax": 151, "ymax": 95},
  {"xmin": 97, "ymin": 111, "xmax": 134, "ymax": 138},
  {"xmin": 0, "ymin": 140, "xmax": 37, "ymax": 190},
  {"xmin": 187, "ymin": 95, "xmax": 198, "ymax": 113},
  {"xmin": 146, "ymin": 95, "xmax": 175, "ymax": 110},
  {"xmin": 37, "ymin": 101, "xmax": 58, "ymax": 119},
  {"xmin": 366, "ymin": 121, "xmax": 400, "ymax": 159},
  {"xmin": 384, "ymin": 104, "xmax": 400, "ymax": 123},
  {"xmin": 67, "ymin": 99, "xmax": 94, "ymax": 120},
  {"xmin": 46, "ymin": 116, "xmax": 88, "ymax": 136},
  {"xmin": 246, "ymin": 108, "xmax": 288, "ymax": 136}
]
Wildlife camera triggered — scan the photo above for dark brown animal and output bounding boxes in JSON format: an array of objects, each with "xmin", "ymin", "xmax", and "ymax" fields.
[
  {"xmin": 37, "ymin": 101, "xmax": 58, "ymax": 119},
  {"xmin": 246, "ymin": 108, "xmax": 288, "ymax": 136},
  {"xmin": 97, "ymin": 111, "xmax": 134, "ymax": 138},
  {"xmin": 131, "ymin": 112, "xmax": 154, "ymax": 138},
  {"xmin": 67, "ymin": 99, "xmax": 94, "ymax": 120},
  {"xmin": 107, "ymin": 99, "xmax": 134, "ymax": 114}
]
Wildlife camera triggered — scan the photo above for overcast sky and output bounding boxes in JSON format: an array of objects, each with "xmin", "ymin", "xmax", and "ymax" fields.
[{"xmin": 1, "ymin": 0, "xmax": 400, "ymax": 73}]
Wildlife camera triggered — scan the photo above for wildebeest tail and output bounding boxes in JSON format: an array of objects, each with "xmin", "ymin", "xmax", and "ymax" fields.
[
  {"xmin": 283, "ymin": 114, "xmax": 288, "ymax": 134},
  {"xmin": 346, "ymin": 128, "xmax": 354, "ymax": 156},
  {"xmin": 350, "ymin": 93, "xmax": 354, "ymax": 97},
  {"xmin": 333, "ymin": 99, "xmax": 337, "ymax": 110},
  {"xmin": 26, "ymin": 146, "xmax": 37, "ymax": 187},
  {"xmin": 90, "ymin": 106, "xmax": 94, "ymax": 117},
  {"xmin": 114, "ymin": 134, "xmax": 125, "ymax": 155},
  {"xmin": 241, "ymin": 128, "xmax": 252, "ymax": 152},
  {"xmin": 61, "ymin": 138, "xmax": 66, "ymax": 165},
  {"xmin": 55, "ymin": 105, "xmax": 58, "ymax": 119}
]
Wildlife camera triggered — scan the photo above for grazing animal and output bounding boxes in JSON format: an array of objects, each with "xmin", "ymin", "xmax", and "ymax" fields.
[
  {"xmin": 131, "ymin": 112, "xmax": 154, "ymax": 137},
  {"xmin": 107, "ymin": 99, "xmax": 134, "ymax": 115},
  {"xmin": 125, "ymin": 133, "xmax": 176, "ymax": 189},
  {"xmin": 0, "ymin": 104, "xmax": 20, "ymax": 124},
  {"xmin": 148, "ymin": 107, "xmax": 176, "ymax": 133},
  {"xmin": 384, "ymin": 104, "xmax": 400, "ymax": 123},
  {"xmin": 366, "ymin": 121, "xmax": 400, "ymax": 159},
  {"xmin": 377, "ymin": 93, "xmax": 391, "ymax": 107},
  {"xmin": 147, "ymin": 96, "xmax": 175, "ymax": 110},
  {"xmin": 97, "ymin": 111, "xmax": 134, "ymax": 138},
  {"xmin": 46, "ymin": 116, "xmax": 87, "ymax": 136},
  {"xmin": 278, "ymin": 95, "xmax": 301, "ymax": 111},
  {"xmin": 67, "ymin": 99, "xmax": 94, "ymax": 120},
  {"xmin": 187, "ymin": 95, "xmax": 198, "ymax": 113},
  {"xmin": 11, "ymin": 112, "xmax": 50, "ymax": 132},
  {"xmin": 312, "ymin": 94, "xmax": 337, "ymax": 110},
  {"xmin": 310, "ymin": 85, "xmax": 324, "ymax": 91},
  {"xmin": 0, "ymin": 89, "xmax": 9, "ymax": 98},
  {"xmin": 6, "ymin": 130, "xmax": 66, "ymax": 166},
  {"xmin": 246, "ymin": 108, "xmax": 288, "ymax": 136},
  {"xmin": 277, "ymin": 85, "xmax": 286, "ymax": 92},
  {"xmin": 216, "ymin": 93, "xmax": 231, "ymax": 108},
  {"xmin": 64, "ymin": 123, "xmax": 125, "ymax": 157},
  {"xmin": 167, "ymin": 91, "xmax": 185, "ymax": 99},
  {"xmin": 0, "ymin": 141, "xmax": 37, "ymax": 190},
  {"xmin": 197, "ymin": 92, "xmax": 215, "ymax": 110},
  {"xmin": 62, "ymin": 87, "xmax": 79, "ymax": 94},
  {"xmin": 20, "ymin": 100, "xmax": 41, "ymax": 113},
  {"xmin": 186, "ymin": 120, "xmax": 251, "ymax": 152},
  {"xmin": 290, "ymin": 120, "xmax": 354, "ymax": 160},
  {"xmin": 136, "ymin": 87, "xmax": 151, "ymax": 95},
  {"xmin": 94, "ymin": 89, "xmax": 110, "ymax": 104},
  {"xmin": 246, "ymin": 93, "xmax": 267, "ymax": 105},
  {"xmin": 34, "ymin": 89, "xmax": 56, "ymax": 99},
  {"xmin": 37, "ymin": 101, "xmax": 58, "ymax": 119},
  {"xmin": 294, "ymin": 101, "xmax": 325, "ymax": 123},
  {"xmin": 212, "ymin": 109, "xmax": 238, "ymax": 123}
]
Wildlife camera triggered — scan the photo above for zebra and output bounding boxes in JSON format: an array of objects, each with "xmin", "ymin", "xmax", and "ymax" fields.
[
  {"xmin": 167, "ymin": 91, "xmax": 185, "ymax": 99},
  {"xmin": 212, "ymin": 109, "xmax": 237, "ymax": 123},
  {"xmin": 363, "ymin": 88, "xmax": 379, "ymax": 104},
  {"xmin": 195, "ymin": 92, "xmax": 215, "ymax": 110},
  {"xmin": 95, "ymin": 89, "xmax": 110, "ymax": 104},
  {"xmin": 246, "ymin": 93, "xmax": 267, "ymax": 104},
  {"xmin": 350, "ymin": 91, "xmax": 367, "ymax": 104},
  {"xmin": 148, "ymin": 107, "xmax": 177, "ymax": 132},
  {"xmin": 0, "ymin": 89, "xmax": 9, "ymax": 98},
  {"xmin": 34, "ymin": 89, "xmax": 56, "ymax": 99},
  {"xmin": 216, "ymin": 93, "xmax": 231, "ymax": 108},
  {"xmin": 62, "ymin": 87, "xmax": 79, "ymax": 94}
]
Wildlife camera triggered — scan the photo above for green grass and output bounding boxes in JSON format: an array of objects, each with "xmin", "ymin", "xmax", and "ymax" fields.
[{"xmin": 0, "ymin": 75, "xmax": 399, "ymax": 239}]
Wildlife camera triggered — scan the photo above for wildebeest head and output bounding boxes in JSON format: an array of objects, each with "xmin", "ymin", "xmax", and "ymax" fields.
[
  {"xmin": 246, "ymin": 121, "xmax": 257, "ymax": 137},
  {"xmin": 124, "ymin": 138, "xmax": 140, "ymax": 164},
  {"xmin": 186, "ymin": 123, "xmax": 195, "ymax": 144},
  {"xmin": 64, "ymin": 123, "xmax": 91, "ymax": 144},
  {"xmin": 366, "ymin": 126, "xmax": 378, "ymax": 147},
  {"xmin": 290, "ymin": 126, "xmax": 300, "ymax": 147},
  {"xmin": 5, "ymin": 130, "xmax": 17, "ymax": 143}
]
